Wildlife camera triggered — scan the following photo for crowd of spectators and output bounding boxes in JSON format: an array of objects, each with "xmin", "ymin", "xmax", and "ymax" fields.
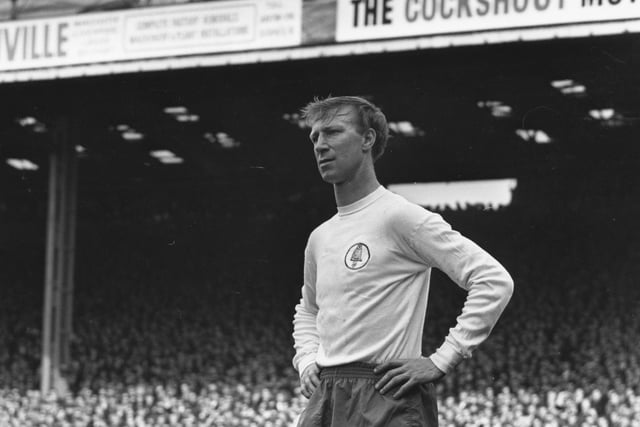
[{"xmin": 1, "ymin": 168, "xmax": 639, "ymax": 426}]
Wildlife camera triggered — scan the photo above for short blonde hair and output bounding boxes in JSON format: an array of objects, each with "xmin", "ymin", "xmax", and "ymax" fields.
[{"xmin": 301, "ymin": 96, "xmax": 389, "ymax": 162}]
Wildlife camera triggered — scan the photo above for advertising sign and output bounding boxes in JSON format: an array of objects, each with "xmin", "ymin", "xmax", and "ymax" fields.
[
  {"xmin": 0, "ymin": 0, "xmax": 301, "ymax": 72},
  {"xmin": 337, "ymin": 0, "xmax": 640, "ymax": 42}
]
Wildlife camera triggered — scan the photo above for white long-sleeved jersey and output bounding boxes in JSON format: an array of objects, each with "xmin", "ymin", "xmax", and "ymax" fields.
[{"xmin": 292, "ymin": 186, "xmax": 514, "ymax": 377}]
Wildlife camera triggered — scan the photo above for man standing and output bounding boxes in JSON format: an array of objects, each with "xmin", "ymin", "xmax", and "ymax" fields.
[{"xmin": 292, "ymin": 96, "xmax": 513, "ymax": 426}]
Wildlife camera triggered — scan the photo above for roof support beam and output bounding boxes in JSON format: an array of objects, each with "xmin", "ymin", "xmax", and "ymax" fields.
[{"xmin": 41, "ymin": 116, "xmax": 77, "ymax": 396}]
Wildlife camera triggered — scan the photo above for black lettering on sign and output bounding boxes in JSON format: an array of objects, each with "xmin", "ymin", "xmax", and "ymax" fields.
[
  {"xmin": 476, "ymin": 0, "xmax": 490, "ymax": 16},
  {"xmin": 581, "ymin": 0, "xmax": 633, "ymax": 5},
  {"xmin": 0, "ymin": 22, "xmax": 68, "ymax": 63},
  {"xmin": 351, "ymin": 0, "xmax": 361, "ymax": 26},
  {"xmin": 534, "ymin": 0, "xmax": 551, "ymax": 10},
  {"xmin": 22, "ymin": 26, "xmax": 28, "ymax": 60},
  {"xmin": 351, "ymin": 0, "xmax": 394, "ymax": 27},
  {"xmin": 1, "ymin": 27, "xmax": 22, "ymax": 61},
  {"xmin": 406, "ymin": 0, "xmax": 420, "ymax": 21},
  {"xmin": 399, "ymin": 0, "xmax": 567, "ymax": 23},
  {"xmin": 514, "ymin": 0, "xmax": 529, "ymax": 12},
  {"xmin": 383, "ymin": 0, "xmax": 393, "ymax": 23},
  {"xmin": 458, "ymin": 0, "xmax": 472, "ymax": 17},
  {"xmin": 58, "ymin": 23, "xmax": 68, "ymax": 57},
  {"xmin": 441, "ymin": 0, "xmax": 453, "ymax": 18},
  {"xmin": 583, "ymin": 0, "xmax": 633, "ymax": 5},
  {"xmin": 494, "ymin": 0, "xmax": 509, "ymax": 14},
  {"xmin": 365, "ymin": 0, "xmax": 377, "ymax": 25},
  {"xmin": 423, "ymin": 0, "xmax": 437, "ymax": 19},
  {"xmin": 44, "ymin": 24, "xmax": 52, "ymax": 58},
  {"xmin": 31, "ymin": 26, "xmax": 40, "ymax": 60}
]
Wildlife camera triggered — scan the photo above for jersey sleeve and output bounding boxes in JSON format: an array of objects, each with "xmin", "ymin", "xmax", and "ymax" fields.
[
  {"xmin": 407, "ymin": 211, "xmax": 514, "ymax": 373},
  {"xmin": 292, "ymin": 239, "xmax": 320, "ymax": 377}
]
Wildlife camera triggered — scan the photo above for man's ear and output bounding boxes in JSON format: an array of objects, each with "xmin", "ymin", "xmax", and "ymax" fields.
[{"xmin": 362, "ymin": 128, "xmax": 376, "ymax": 152}]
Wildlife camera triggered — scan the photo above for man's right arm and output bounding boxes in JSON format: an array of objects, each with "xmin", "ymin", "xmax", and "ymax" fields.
[
  {"xmin": 292, "ymin": 289, "xmax": 319, "ymax": 376},
  {"xmin": 292, "ymin": 243, "xmax": 320, "ymax": 385}
]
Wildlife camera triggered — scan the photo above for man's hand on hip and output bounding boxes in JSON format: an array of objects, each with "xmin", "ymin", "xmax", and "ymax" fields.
[
  {"xmin": 300, "ymin": 363, "xmax": 320, "ymax": 398},
  {"xmin": 374, "ymin": 358, "xmax": 445, "ymax": 399}
]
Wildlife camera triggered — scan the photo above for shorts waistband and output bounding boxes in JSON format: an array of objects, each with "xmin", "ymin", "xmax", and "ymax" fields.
[{"xmin": 319, "ymin": 362, "xmax": 381, "ymax": 379}]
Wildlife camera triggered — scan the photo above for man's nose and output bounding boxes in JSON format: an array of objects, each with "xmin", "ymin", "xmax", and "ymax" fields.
[{"xmin": 314, "ymin": 136, "xmax": 328, "ymax": 154}]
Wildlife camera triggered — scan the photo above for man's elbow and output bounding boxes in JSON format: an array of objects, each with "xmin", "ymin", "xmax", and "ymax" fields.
[
  {"xmin": 503, "ymin": 272, "xmax": 514, "ymax": 301},
  {"xmin": 482, "ymin": 264, "xmax": 514, "ymax": 301}
]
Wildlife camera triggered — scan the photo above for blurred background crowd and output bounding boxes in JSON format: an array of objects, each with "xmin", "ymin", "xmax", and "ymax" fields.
[{"xmin": 1, "ymin": 161, "xmax": 639, "ymax": 427}]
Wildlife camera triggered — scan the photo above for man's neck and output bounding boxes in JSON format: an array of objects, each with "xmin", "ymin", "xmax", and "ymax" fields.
[{"xmin": 333, "ymin": 170, "xmax": 380, "ymax": 207}]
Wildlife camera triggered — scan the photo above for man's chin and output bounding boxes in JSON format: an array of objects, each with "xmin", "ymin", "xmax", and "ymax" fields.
[
  {"xmin": 318, "ymin": 171, "xmax": 335, "ymax": 183},
  {"xmin": 321, "ymin": 177, "xmax": 347, "ymax": 186}
]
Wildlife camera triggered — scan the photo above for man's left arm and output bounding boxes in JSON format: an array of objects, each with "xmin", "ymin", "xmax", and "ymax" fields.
[{"xmin": 375, "ymin": 211, "xmax": 514, "ymax": 397}]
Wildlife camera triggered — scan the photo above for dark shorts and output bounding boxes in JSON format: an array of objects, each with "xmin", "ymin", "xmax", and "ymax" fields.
[{"xmin": 297, "ymin": 363, "xmax": 439, "ymax": 427}]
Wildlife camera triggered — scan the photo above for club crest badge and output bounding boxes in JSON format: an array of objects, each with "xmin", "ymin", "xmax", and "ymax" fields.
[{"xmin": 344, "ymin": 243, "xmax": 370, "ymax": 270}]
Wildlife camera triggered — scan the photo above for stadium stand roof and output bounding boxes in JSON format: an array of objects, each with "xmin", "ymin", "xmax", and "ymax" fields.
[{"xmin": 0, "ymin": 33, "xmax": 638, "ymax": 207}]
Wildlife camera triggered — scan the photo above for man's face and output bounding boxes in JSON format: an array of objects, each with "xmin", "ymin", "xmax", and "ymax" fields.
[{"xmin": 308, "ymin": 107, "xmax": 370, "ymax": 185}]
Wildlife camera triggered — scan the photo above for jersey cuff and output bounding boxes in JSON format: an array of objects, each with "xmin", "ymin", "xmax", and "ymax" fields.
[
  {"xmin": 297, "ymin": 355, "xmax": 317, "ymax": 378},
  {"xmin": 428, "ymin": 341, "xmax": 464, "ymax": 374}
]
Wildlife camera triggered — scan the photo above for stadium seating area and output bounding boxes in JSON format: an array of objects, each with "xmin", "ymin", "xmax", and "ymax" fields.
[{"xmin": 1, "ymin": 168, "xmax": 639, "ymax": 426}]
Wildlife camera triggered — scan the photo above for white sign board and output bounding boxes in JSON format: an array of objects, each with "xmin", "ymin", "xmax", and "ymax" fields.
[
  {"xmin": 337, "ymin": 0, "xmax": 640, "ymax": 42},
  {"xmin": 0, "ymin": 0, "xmax": 301, "ymax": 71}
]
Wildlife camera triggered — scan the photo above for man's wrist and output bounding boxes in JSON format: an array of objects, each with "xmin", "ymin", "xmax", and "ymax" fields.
[
  {"xmin": 427, "ymin": 355, "xmax": 449, "ymax": 375},
  {"xmin": 428, "ymin": 341, "xmax": 463, "ymax": 374},
  {"xmin": 298, "ymin": 355, "xmax": 317, "ymax": 378}
]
